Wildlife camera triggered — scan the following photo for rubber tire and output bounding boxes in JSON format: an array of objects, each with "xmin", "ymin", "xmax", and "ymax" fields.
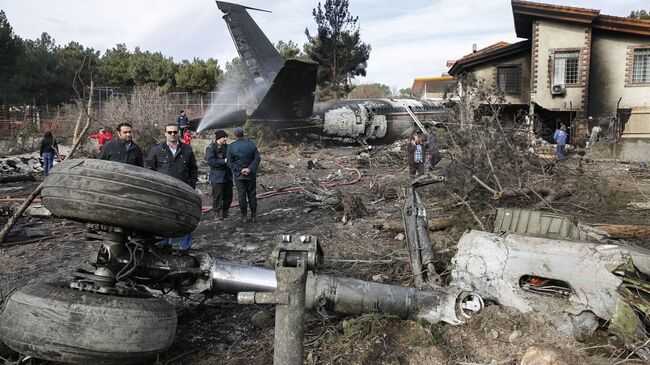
[
  {"xmin": 41, "ymin": 158, "xmax": 201, "ymax": 237},
  {"xmin": 0, "ymin": 282, "xmax": 177, "ymax": 364}
]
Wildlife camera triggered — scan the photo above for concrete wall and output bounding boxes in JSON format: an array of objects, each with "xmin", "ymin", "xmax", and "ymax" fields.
[
  {"xmin": 531, "ymin": 20, "xmax": 591, "ymax": 112},
  {"xmin": 587, "ymin": 138, "xmax": 650, "ymax": 161},
  {"xmin": 589, "ymin": 30, "xmax": 650, "ymax": 118},
  {"xmin": 471, "ymin": 53, "xmax": 531, "ymax": 105}
]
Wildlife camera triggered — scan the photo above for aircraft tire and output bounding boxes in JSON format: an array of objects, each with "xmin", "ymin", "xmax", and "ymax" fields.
[
  {"xmin": 41, "ymin": 158, "xmax": 201, "ymax": 237},
  {"xmin": 0, "ymin": 282, "xmax": 177, "ymax": 364}
]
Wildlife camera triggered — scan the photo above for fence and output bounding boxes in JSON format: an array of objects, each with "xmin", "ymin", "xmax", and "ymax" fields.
[
  {"xmin": 0, "ymin": 90, "xmax": 251, "ymax": 138},
  {"xmin": 619, "ymin": 108, "xmax": 650, "ymax": 139}
]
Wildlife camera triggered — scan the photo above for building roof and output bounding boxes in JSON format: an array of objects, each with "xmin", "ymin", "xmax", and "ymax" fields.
[
  {"xmin": 411, "ymin": 76, "xmax": 455, "ymax": 93},
  {"xmin": 512, "ymin": 0, "xmax": 650, "ymax": 38},
  {"xmin": 448, "ymin": 40, "xmax": 531, "ymax": 75},
  {"xmin": 413, "ymin": 76, "xmax": 455, "ymax": 82},
  {"xmin": 593, "ymin": 14, "xmax": 650, "ymax": 36}
]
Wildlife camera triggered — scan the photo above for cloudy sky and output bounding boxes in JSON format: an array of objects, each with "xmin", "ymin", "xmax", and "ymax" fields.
[{"xmin": 1, "ymin": 0, "xmax": 647, "ymax": 89}]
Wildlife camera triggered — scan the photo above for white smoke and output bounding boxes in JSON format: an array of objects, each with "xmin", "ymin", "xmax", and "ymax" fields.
[{"xmin": 197, "ymin": 71, "xmax": 252, "ymax": 133}]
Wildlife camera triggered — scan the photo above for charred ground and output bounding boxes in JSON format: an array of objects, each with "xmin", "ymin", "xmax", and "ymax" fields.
[{"xmin": 1, "ymin": 136, "xmax": 649, "ymax": 364}]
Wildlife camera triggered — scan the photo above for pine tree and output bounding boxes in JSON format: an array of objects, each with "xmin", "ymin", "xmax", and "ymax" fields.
[
  {"xmin": 305, "ymin": 0, "xmax": 371, "ymax": 100},
  {"xmin": 0, "ymin": 11, "xmax": 23, "ymax": 104}
]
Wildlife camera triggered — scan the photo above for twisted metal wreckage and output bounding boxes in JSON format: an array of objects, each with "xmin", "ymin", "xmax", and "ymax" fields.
[
  {"xmin": 0, "ymin": 159, "xmax": 483, "ymax": 365},
  {"xmin": 1, "ymin": 159, "xmax": 648, "ymax": 364},
  {"xmin": 196, "ymin": 1, "xmax": 445, "ymax": 143},
  {"xmin": 1, "ymin": 1, "xmax": 648, "ymax": 360}
]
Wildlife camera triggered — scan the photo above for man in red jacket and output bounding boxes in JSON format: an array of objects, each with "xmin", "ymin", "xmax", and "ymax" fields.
[
  {"xmin": 183, "ymin": 131, "xmax": 194, "ymax": 145},
  {"xmin": 88, "ymin": 127, "xmax": 114, "ymax": 152}
]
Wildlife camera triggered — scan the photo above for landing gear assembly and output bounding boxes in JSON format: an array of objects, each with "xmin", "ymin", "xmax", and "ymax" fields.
[{"xmin": 0, "ymin": 160, "xmax": 483, "ymax": 364}]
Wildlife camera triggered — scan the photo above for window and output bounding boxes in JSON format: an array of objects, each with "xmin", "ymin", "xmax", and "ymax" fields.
[
  {"xmin": 553, "ymin": 51, "xmax": 580, "ymax": 85},
  {"xmin": 497, "ymin": 65, "xmax": 519, "ymax": 94},
  {"xmin": 632, "ymin": 48, "xmax": 650, "ymax": 84}
]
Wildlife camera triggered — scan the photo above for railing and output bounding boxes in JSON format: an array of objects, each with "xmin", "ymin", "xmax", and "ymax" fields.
[
  {"xmin": 0, "ymin": 90, "xmax": 253, "ymax": 138},
  {"xmin": 420, "ymin": 91, "xmax": 460, "ymax": 101}
]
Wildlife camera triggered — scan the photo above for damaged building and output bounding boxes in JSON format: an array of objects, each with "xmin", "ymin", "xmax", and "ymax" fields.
[{"xmin": 448, "ymin": 0, "xmax": 650, "ymax": 159}]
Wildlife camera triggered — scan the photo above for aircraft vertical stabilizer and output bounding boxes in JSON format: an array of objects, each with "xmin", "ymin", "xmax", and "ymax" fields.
[{"xmin": 216, "ymin": 1, "xmax": 285, "ymax": 103}]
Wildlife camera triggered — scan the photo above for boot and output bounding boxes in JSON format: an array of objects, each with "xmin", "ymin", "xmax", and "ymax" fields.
[
  {"xmin": 249, "ymin": 211, "xmax": 256, "ymax": 223},
  {"xmin": 221, "ymin": 210, "xmax": 229, "ymax": 220}
]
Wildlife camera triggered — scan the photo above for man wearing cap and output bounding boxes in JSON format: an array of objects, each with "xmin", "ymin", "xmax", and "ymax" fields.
[
  {"xmin": 146, "ymin": 123, "xmax": 198, "ymax": 250},
  {"xmin": 206, "ymin": 130, "xmax": 233, "ymax": 220},
  {"xmin": 176, "ymin": 110, "xmax": 190, "ymax": 138},
  {"xmin": 227, "ymin": 127, "xmax": 261, "ymax": 223}
]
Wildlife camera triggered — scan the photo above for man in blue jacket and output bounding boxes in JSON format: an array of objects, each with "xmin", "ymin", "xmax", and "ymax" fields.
[
  {"xmin": 227, "ymin": 127, "xmax": 261, "ymax": 223},
  {"xmin": 206, "ymin": 130, "xmax": 233, "ymax": 219},
  {"xmin": 553, "ymin": 124, "xmax": 568, "ymax": 160}
]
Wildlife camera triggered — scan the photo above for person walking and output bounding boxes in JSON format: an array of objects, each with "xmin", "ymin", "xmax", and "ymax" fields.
[
  {"xmin": 407, "ymin": 133, "xmax": 425, "ymax": 177},
  {"xmin": 553, "ymin": 125, "xmax": 568, "ymax": 160},
  {"xmin": 226, "ymin": 127, "xmax": 260, "ymax": 223},
  {"xmin": 88, "ymin": 127, "xmax": 114, "ymax": 152},
  {"xmin": 99, "ymin": 122, "xmax": 144, "ymax": 167},
  {"xmin": 176, "ymin": 110, "xmax": 190, "ymax": 138},
  {"xmin": 206, "ymin": 130, "xmax": 233, "ymax": 220},
  {"xmin": 146, "ymin": 123, "xmax": 198, "ymax": 250},
  {"xmin": 39, "ymin": 131, "xmax": 58, "ymax": 176}
]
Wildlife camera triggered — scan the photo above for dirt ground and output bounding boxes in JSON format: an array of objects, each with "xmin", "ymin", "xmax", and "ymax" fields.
[{"xmin": 1, "ymin": 139, "xmax": 649, "ymax": 364}]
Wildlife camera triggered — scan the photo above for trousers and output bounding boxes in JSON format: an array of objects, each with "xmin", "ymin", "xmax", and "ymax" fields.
[
  {"xmin": 235, "ymin": 179, "xmax": 257, "ymax": 216},
  {"xmin": 162, "ymin": 235, "xmax": 192, "ymax": 250},
  {"xmin": 211, "ymin": 181, "xmax": 233, "ymax": 213},
  {"xmin": 42, "ymin": 152, "xmax": 54, "ymax": 176}
]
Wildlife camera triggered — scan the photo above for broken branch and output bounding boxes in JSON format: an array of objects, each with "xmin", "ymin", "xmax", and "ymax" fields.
[
  {"xmin": 0, "ymin": 183, "xmax": 44, "ymax": 243},
  {"xmin": 375, "ymin": 217, "xmax": 454, "ymax": 232},
  {"xmin": 452, "ymin": 193, "xmax": 485, "ymax": 230},
  {"xmin": 472, "ymin": 174, "xmax": 500, "ymax": 198}
]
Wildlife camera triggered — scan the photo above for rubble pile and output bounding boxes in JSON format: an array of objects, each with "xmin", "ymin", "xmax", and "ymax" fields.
[
  {"xmin": 0, "ymin": 156, "xmax": 43, "ymax": 177},
  {"xmin": 1, "ymin": 135, "xmax": 649, "ymax": 365}
]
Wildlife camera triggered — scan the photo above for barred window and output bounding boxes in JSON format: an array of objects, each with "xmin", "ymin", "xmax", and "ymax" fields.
[
  {"xmin": 553, "ymin": 51, "xmax": 580, "ymax": 85},
  {"xmin": 497, "ymin": 65, "xmax": 520, "ymax": 94},
  {"xmin": 632, "ymin": 48, "xmax": 650, "ymax": 84}
]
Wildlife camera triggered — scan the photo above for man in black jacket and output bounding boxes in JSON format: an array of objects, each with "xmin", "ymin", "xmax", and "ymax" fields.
[
  {"xmin": 226, "ymin": 127, "xmax": 260, "ymax": 223},
  {"xmin": 176, "ymin": 110, "xmax": 190, "ymax": 138},
  {"xmin": 206, "ymin": 130, "xmax": 233, "ymax": 219},
  {"xmin": 146, "ymin": 123, "xmax": 198, "ymax": 189},
  {"xmin": 99, "ymin": 122, "xmax": 144, "ymax": 167},
  {"xmin": 146, "ymin": 123, "xmax": 198, "ymax": 250}
]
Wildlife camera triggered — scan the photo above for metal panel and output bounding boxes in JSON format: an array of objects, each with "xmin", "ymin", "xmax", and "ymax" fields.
[
  {"xmin": 493, "ymin": 208, "xmax": 581, "ymax": 240},
  {"xmin": 622, "ymin": 109, "xmax": 650, "ymax": 138}
]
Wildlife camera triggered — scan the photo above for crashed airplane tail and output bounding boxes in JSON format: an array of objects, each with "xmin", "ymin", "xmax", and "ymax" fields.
[
  {"xmin": 250, "ymin": 59, "xmax": 318, "ymax": 122},
  {"xmin": 217, "ymin": 1, "xmax": 318, "ymax": 123},
  {"xmin": 215, "ymin": 1, "xmax": 445, "ymax": 143},
  {"xmin": 216, "ymin": 1, "xmax": 285, "ymax": 103}
]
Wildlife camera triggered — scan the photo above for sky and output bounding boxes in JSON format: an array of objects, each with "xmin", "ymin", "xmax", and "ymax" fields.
[{"xmin": 1, "ymin": 0, "xmax": 648, "ymax": 90}]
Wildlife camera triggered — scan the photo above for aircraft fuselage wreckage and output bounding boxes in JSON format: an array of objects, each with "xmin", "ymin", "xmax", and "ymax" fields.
[{"xmin": 202, "ymin": 1, "xmax": 446, "ymax": 143}]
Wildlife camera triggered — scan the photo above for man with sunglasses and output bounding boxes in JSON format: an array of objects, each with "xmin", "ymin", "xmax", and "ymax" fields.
[
  {"xmin": 99, "ymin": 122, "xmax": 144, "ymax": 167},
  {"xmin": 146, "ymin": 123, "xmax": 198, "ymax": 250}
]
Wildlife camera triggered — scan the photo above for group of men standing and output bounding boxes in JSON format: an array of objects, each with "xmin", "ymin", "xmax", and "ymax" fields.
[
  {"xmin": 206, "ymin": 127, "xmax": 260, "ymax": 223},
  {"xmin": 98, "ymin": 120, "xmax": 260, "ymax": 250}
]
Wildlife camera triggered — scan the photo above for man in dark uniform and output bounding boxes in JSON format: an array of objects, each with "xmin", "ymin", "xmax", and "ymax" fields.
[
  {"xmin": 226, "ymin": 127, "xmax": 260, "ymax": 223},
  {"xmin": 146, "ymin": 123, "xmax": 198, "ymax": 249},
  {"xmin": 99, "ymin": 122, "xmax": 144, "ymax": 167},
  {"xmin": 206, "ymin": 130, "xmax": 233, "ymax": 219},
  {"xmin": 176, "ymin": 110, "xmax": 190, "ymax": 138}
]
